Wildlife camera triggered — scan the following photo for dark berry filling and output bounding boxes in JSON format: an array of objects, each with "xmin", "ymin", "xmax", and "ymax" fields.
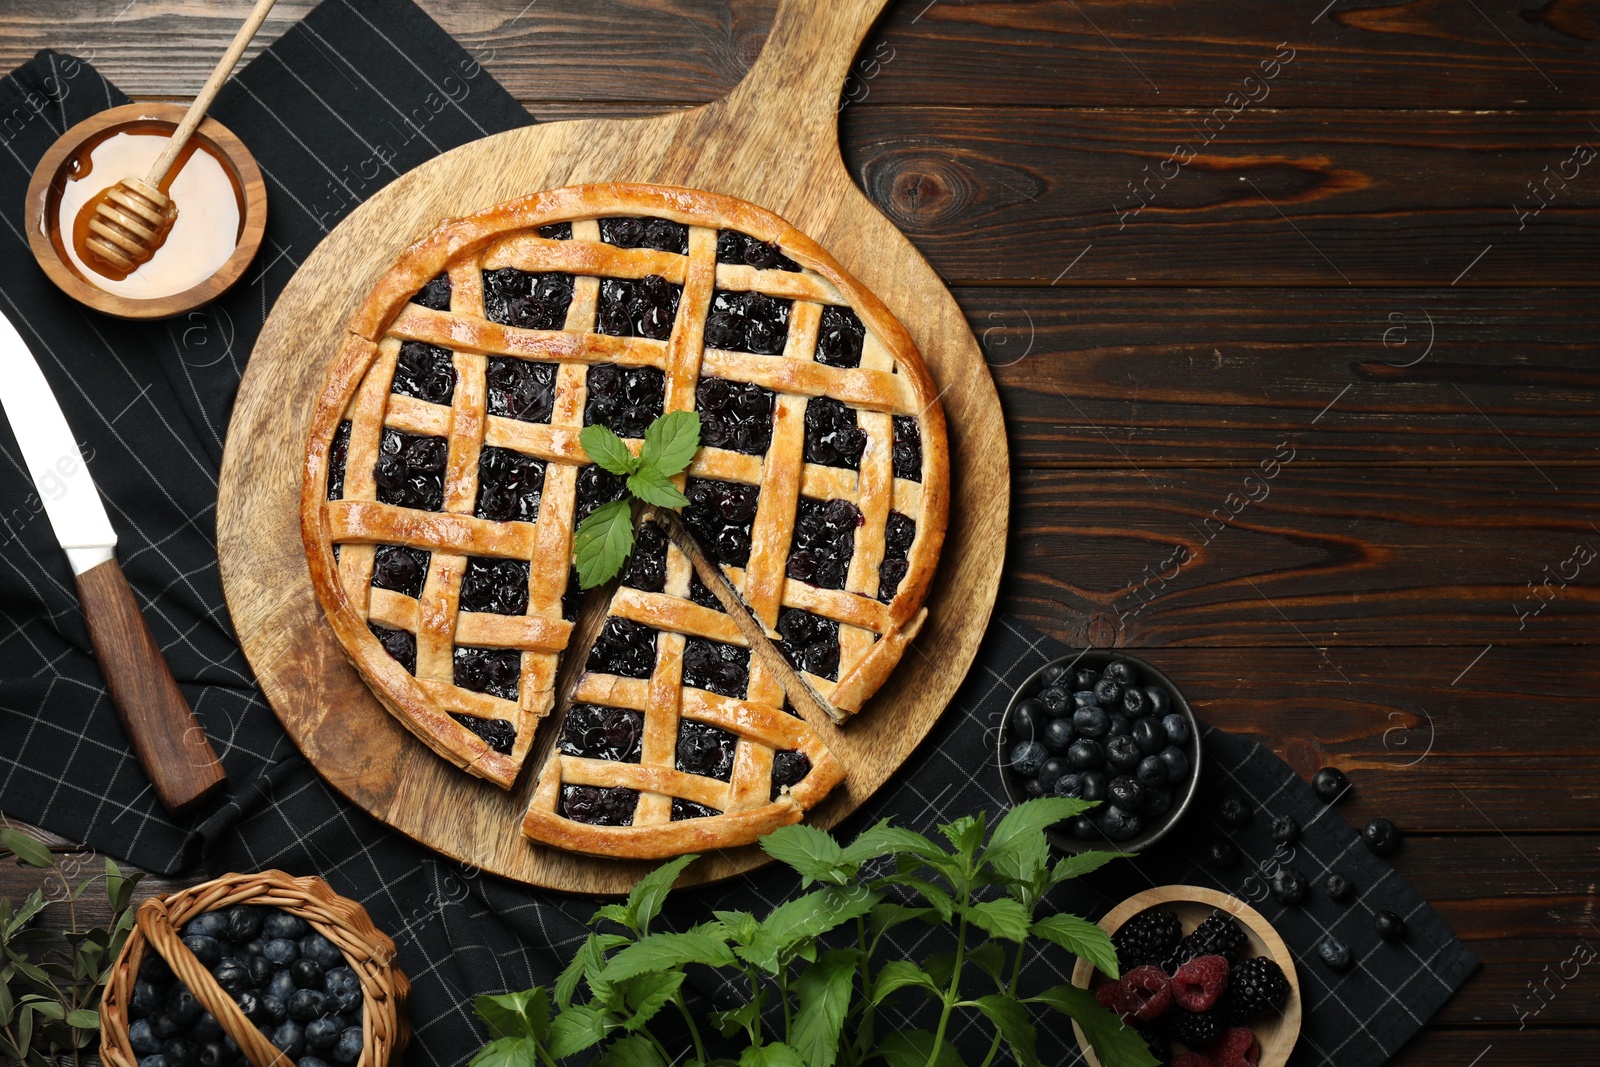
[
  {"xmin": 392, "ymin": 341, "xmax": 456, "ymax": 405},
  {"xmin": 410, "ymin": 272, "xmax": 451, "ymax": 311},
  {"xmin": 369, "ymin": 623, "xmax": 416, "ymax": 673},
  {"xmin": 622, "ymin": 521, "xmax": 667, "ymax": 593},
  {"xmin": 892, "ymin": 415, "xmax": 923, "ymax": 482},
  {"xmin": 538, "ymin": 222, "xmax": 572, "ymax": 240},
  {"xmin": 561, "ymin": 784, "xmax": 638, "ymax": 826},
  {"xmin": 684, "ymin": 477, "xmax": 759, "ymax": 568},
  {"xmin": 375, "ymin": 429, "xmax": 447, "ymax": 511},
  {"xmin": 787, "ymin": 497, "xmax": 861, "ymax": 590},
  {"xmin": 595, "ymin": 275, "xmax": 681, "ymax": 340},
  {"xmin": 716, "ymin": 230, "xmax": 800, "ymax": 272},
  {"xmin": 814, "ymin": 306, "xmax": 866, "ymax": 369},
  {"xmin": 688, "ymin": 572, "xmax": 725, "ymax": 612},
  {"xmin": 879, "ymin": 511, "xmax": 915, "ymax": 602},
  {"xmin": 600, "ymin": 216, "xmax": 688, "ymax": 254},
  {"xmin": 483, "ymin": 268, "xmax": 574, "ymax": 331},
  {"xmin": 326, "ymin": 420, "xmax": 351, "ymax": 500},
  {"xmin": 453, "ymin": 646, "xmax": 521, "ymax": 701},
  {"xmin": 697, "ymin": 376, "xmax": 774, "ymax": 455},
  {"xmin": 803, "ymin": 397, "xmax": 866, "ymax": 470},
  {"xmin": 371, "ymin": 545, "xmax": 429, "ymax": 599},
  {"xmin": 671, "ymin": 798, "xmax": 721, "ymax": 821},
  {"xmin": 460, "ymin": 557, "xmax": 530, "ymax": 615},
  {"xmin": 704, "ymin": 290, "xmax": 791, "ymax": 355},
  {"xmin": 682, "ymin": 637, "xmax": 750, "ymax": 699},
  {"xmin": 558, "ymin": 703, "xmax": 644, "ymax": 763},
  {"xmin": 475, "ymin": 446, "xmax": 546, "ymax": 523},
  {"xmin": 585, "ymin": 363, "xmax": 665, "ymax": 438},
  {"xmin": 676, "ymin": 720, "xmax": 737, "ymax": 781},
  {"xmin": 771, "ymin": 750, "xmax": 813, "ymax": 799},
  {"xmin": 486, "ymin": 357, "xmax": 557, "ymax": 423},
  {"xmin": 587, "ymin": 617, "xmax": 660, "ymax": 679},
  {"xmin": 777, "ymin": 608, "xmax": 840, "ymax": 680},
  {"xmin": 450, "ymin": 713, "xmax": 515, "ymax": 755},
  {"xmin": 575, "ymin": 465, "xmax": 627, "ymax": 524},
  {"xmin": 562, "ymin": 566, "xmax": 581, "ymax": 623}
]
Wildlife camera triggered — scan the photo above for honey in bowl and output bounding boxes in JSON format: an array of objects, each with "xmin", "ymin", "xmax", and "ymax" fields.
[{"xmin": 53, "ymin": 123, "xmax": 244, "ymax": 300}]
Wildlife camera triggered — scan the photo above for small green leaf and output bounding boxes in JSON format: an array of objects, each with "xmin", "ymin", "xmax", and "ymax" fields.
[
  {"xmin": 740, "ymin": 885, "xmax": 877, "ymax": 973},
  {"xmin": 983, "ymin": 797, "xmax": 1092, "ymax": 879},
  {"xmin": 963, "ymin": 898, "xmax": 1032, "ymax": 943},
  {"xmin": 619, "ymin": 971, "xmax": 683, "ymax": 1031},
  {"xmin": 626, "ymin": 854, "xmax": 697, "ymax": 936},
  {"xmin": 0, "ymin": 831, "xmax": 53, "ymax": 870},
  {"xmin": 971, "ymin": 995, "xmax": 1040, "ymax": 1067},
  {"xmin": 1050, "ymin": 850, "xmax": 1130, "ymax": 884},
  {"xmin": 922, "ymin": 952, "xmax": 956, "ymax": 989},
  {"xmin": 710, "ymin": 910, "xmax": 761, "ymax": 946},
  {"xmin": 580, "ymin": 424, "xmax": 639, "ymax": 476},
  {"xmin": 738, "ymin": 1042, "xmax": 803, "ymax": 1067},
  {"xmin": 1032, "ymin": 913, "xmax": 1120, "ymax": 979},
  {"xmin": 869, "ymin": 960, "xmax": 941, "ymax": 1005},
  {"xmin": 65, "ymin": 1009, "xmax": 97, "ymax": 1029},
  {"xmin": 937, "ymin": 814, "xmax": 985, "ymax": 859},
  {"xmin": 790, "ymin": 949, "xmax": 856, "ymax": 1067},
  {"xmin": 759, "ymin": 825, "xmax": 845, "ymax": 885},
  {"xmin": 872, "ymin": 874, "xmax": 953, "ymax": 922},
  {"xmin": 574, "ymin": 499, "xmax": 635, "ymax": 588},
  {"xmin": 626, "ymin": 467, "xmax": 690, "ymax": 509},
  {"xmin": 640, "ymin": 410, "xmax": 702, "ymax": 477},
  {"xmin": 474, "ymin": 989, "xmax": 550, "ymax": 1040},
  {"xmin": 967, "ymin": 941, "xmax": 1008, "ymax": 986},
  {"xmin": 593, "ymin": 904, "xmax": 633, "ymax": 929},
  {"xmin": 599, "ymin": 932, "xmax": 735, "ymax": 984},
  {"xmin": 839, "ymin": 820, "xmax": 945, "ymax": 866},
  {"xmin": 555, "ymin": 933, "xmax": 628, "ymax": 1008},
  {"xmin": 467, "ymin": 1036, "xmax": 539, "ymax": 1067},
  {"xmin": 711, "ymin": 995, "xmax": 762, "ymax": 1038},
  {"xmin": 866, "ymin": 902, "xmax": 938, "ymax": 940},
  {"xmin": 1030, "ymin": 985, "xmax": 1160, "ymax": 1067},
  {"xmin": 547, "ymin": 1004, "xmax": 611, "ymax": 1058},
  {"xmin": 874, "ymin": 1030, "xmax": 962, "ymax": 1067},
  {"xmin": 598, "ymin": 1033, "xmax": 667, "ymax": 1067}
]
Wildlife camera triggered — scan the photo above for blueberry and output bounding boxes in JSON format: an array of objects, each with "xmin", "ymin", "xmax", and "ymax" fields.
[
  {"xmin": 263, "ymin": 913, "xmax": 309, "ymax": 941},
  {"xmin": 299, "ymin": 934, "xmax": 343, "ymax": 970},
  {"xmin": 1363, "ymin": 817, "xmax": 1401, "ymax": 856},
  {"xmin": 1141, "ymin": 786, "xmax": 1175, "ymax": 820},
  {"xmin": 1093, "ymin": 678, "xmax": 1123, "ymax": 706},
  {"xmin": 263, "ymin": 938, "xmax": 299, "ymax": 966},
  {"xmin": 183, "ymin": 936, "xmax": 222, "ymax": 969},
  {"xmin": 1325, "ymin": 871, "xmax": 1355, "ymax": 901},
  {"xmin": 1158, "ymin": 745, "xmax": 1189, "ymax": 783},
  {"xmin": 1099, "ymin": 806, "xmax": 1144, "ymax": 841},
  {"xmin": 213, "ymin": 958, "xmax": 251, "ymax": 996},
  {"xmin": 1008, "ymin": 740, "xmax": 1047, "ymax": 778},
  {"xmin": 132, "ymin": 978, "xmax": 164, "ymax": 1017},
  {"xmin": 1217, "ymin": 792, "xmax": 1252, "ymax": 828},
  {"xmin": 223, "ymin": 905, "xmax": 262, "ymax": 944},
  {"xmin": 1136, "ymin": 755, "xmax": 1168, "ymax": 787},
  {"xmin": 191, "ymin": 1013, "xmax": 223, "ymax": 1042},
  {"xmin": 1108, "ymin": 776, "xmax": 1145, "ymax": 811},
  {"xmin": 324, "ymin": 967, "xmax": 362, "ymax": 1013},
  {"xmin": 1105, "ymin": 734, "xmax": 1142, "ymax": 772},
  {"xmin": 168, "ymin": 987, "xmax": 203, "ymax": 1027},
  {"xmin": 1069, "ymin": 815, "xmax": 1100, "ymax": 841},
  {"xmin": 1041, "ymin": 663, "xmax": 1071, "ymax": 686},
  {"xmin": 1312, "ymin": 766, "xmax": 1350, "ymax": 803},
  {"xmin": 1317, "ymin": 935, "xmax": 1352, "ymax": 970},
  {"xmin": 1132, "ymin": 718, "xmax": 1166, "ymax": 756},
  {"xmin": 259, "ymin": 994, "xmax": 288, "ymax": 1024},
  {"xmin": 1375, "ymin": 910, "xmax": 1407, "ymax": 940},
  {"xmin": 1042, "ymin": 717, "xmax": 1075, "ymax": 754},
  {"xmin": 140, "ymin": 1056, "xmax": 169, "ymax": 1067},
  {"xmin": 267, "ymin": 970, "xmax": 297, "ymax": 1003},
  {"xmin": 1067, "ymin": 739, "xmax": 1104, "ymax": 770},
  {"xmin": 1072, "ymin": 705, "xmax": 1109, "ymax": 739},
  {"xmin": 1106, "ymin": 713, "xmax": 1131, "ymax": 739},
  {"xmin": 1269, "ymin": 814, "xmax": 1299, "ymax": 845},
  {"xmin": 247, "ymin": 956, "xmax": 275, "ymax": 988},
  {"xmin": 1071, "ymin": 690, "xmax": 1098, "ymax": 709},
  {"xmin": 241, "ymin": 939, "xmax": 265, "ymax": 958},
  {"xmin": 1054, "ymin": 772, "xmax": 1085, "ymax": 799},
  {"xmin": 1206, "ymin": 838, "xmax": 1240, "ymax": 870},
  {"xmin": 301, "ymin": 1058, "xmax": 333, "ymax": 1067},
  {"xmin": 150, "ymin": 1012, "xmax": 180, "ymax": 1039},
  {"xmin": 1073, "ymin": 668, "xmax": 1099, "ymax": 691},
  {"xmin": 288, "ymin": 989, "xmax": 327, "ymax": 1021},
  {"xmin": 1022, "ymin": 776, "xmax": 1045, "ymax": 798},
  {"xmin": 237, "ymin": 991, "xmax": 264, "ymax": 1023},
  {"xmin": 1037, "ymin": 757, "xmax": 1070, "ymax": 794},
  {"xmin": 1080, "ymin": 771, "xmax": 1108, "ymax": 803},
  {"xmin": 130, "ymin": 1018, "xmax": 161, "ymax": 1056},
  {"xmin": 305, "ymin": 1017, "xmax": 342, "ymax": 1051},
  {"xmin": 182, "ymin": 913, "xmax": 228, "ymax": 940},
  {"xmin": 1104, "ymin": 661, "xmax": 1138, "ymax": 686},
  {"xmin": 291, "ymin": 958, "xmax": 325, "ymax": 990},
  {"xmin": 1161, "ymin": 712, "xmax": 1191, "ymax": 747},
  {"xmin": 1121, "ymin": 687, "xmax": 1150, "ymax": 718},
  {"xmin": 1038, "ymin": 686, "xmax": 1070, "ymax": 716},
  {"xmin": 270, "ymin": 1019, "xmax": 306, "ymax": 1058},
  {"xmin": 196, "ymin": 1041, "xmax": 228, "ymax": 1067},
  {"xmin": 162, "ymin": 1036, "xmax": 198, "ymax": 1067},
  {"xmin": 140, "ymin": 956, "xmax": 174, "ymax": 984},
  {"xmin": 1270, "ymin": 866, "xmax": 1309, "ymax": 905},
  {"xmin": 333, "ymin": 1027, "xmax": 364, "ymax": 1064},
  {"xmin": 1145, "ymin": 686, "xmax": 1170, "ymax": 715},
  {"xmin": 1009, "ymin": 702, "xmax": 1040, "ymax": 742}
]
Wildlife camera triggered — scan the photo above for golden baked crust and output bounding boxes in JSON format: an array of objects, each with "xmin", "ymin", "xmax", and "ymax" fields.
[{"xmin": 301, "ymin": 183, "xmax": 948, "ymax": 852}]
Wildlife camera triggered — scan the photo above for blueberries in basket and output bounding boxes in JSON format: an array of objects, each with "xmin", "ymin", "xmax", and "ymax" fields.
[
  {"xmin": 263, "ymin": 938, "xmax": 299, "ymax": 966},
  {"xmin": 191, "ymin": 1013, "xmax": 223, "ymax": 1042},
  {"xmin": 1136, "ymin": 755, "xmax": 1168, "ymax": 788},
  {"xmin": 150, "ymin": 1012, "xmax": 181, "ymax": 1039},
  {"xmin": 1317, "ymin": 935, "xmax": 1352, "ymax": 970},
  {"xmin": 1039, "ymin": 686, "xmax": 1070, "ymax": 716},
  {"xmin": 291, "ymin": 958, "xmax": 325, "ymax": 990},
  {"xmin": 223, "ymin": 905, "xmax": 262, "ymax": 944},
  {"xmin": 132, "ymin": 979, "xmax": 164, "ymax": 1017},
  {"xmin": 263, "ymin": 913, "xmax": 309, "ymax": 941},
  {"xmin": 195, "ymin": 1041, "xmax": 229, "ymax": 1067},
  {"xmin": 130, "ymin": 1018, "xmax": 162, "ymax": 1056},
  {"xmin": 1009, "ymin": 740, "xmax": 1047, "ymax": 778},
  {"xmin": 247, "ymin": 955, "xmax": 276, "ymax": 988},
  {"xmin": 270, "ymin": 1019, "xmax": 306, "ymax": 1058},
  {"xmin": 301, "ymin": 1058, "xmax": 333, "ymax": 1067},
  {"xmin": 139, "ymin": 1055, "xmax": 169, "ymax": 1067},
  {"xmin": 1217, "ymin": 792, "xmax": 1252, "ymax": 828},
  {"xmin": 1158, "ymin": 745, "xmax": 1189, "ymax": 783},
  {"xmin": 161, "ymin": 1035, "xmax": 199, "ymax": 1067},
  {"xmin": 1206, "ymin": 838, "xmax": 1240, "ymax": 870},
  {"xmin": 182, "ymin": 912, "xmax": 228, "ymax": 941},
  {"xmin": 1325, "ymin": 871, "xmax": 1355, "ymax": 902},
  {"xmin": 1363, "ymin": 817, "xmax": 1401, "ymax": 856},
  {"xmin": 1043, "ymin": 717, "xmax": 1074, "ymax": 754},
  {"xmin": 1067, "ymin": 739, "xmax": 1104, "ymax": 770},
  {"xmin": 1106, "ymin": 734, "xmax": 1141, "ymax": 772},
  {"xmin": 288, "ymin": 988, "xmax": 328, "ymax": 1021},
  {"xmin": 1099, "ymin": 806, "xmax": 1144, "ymax": 842},
  {"xmin": 212, "ymin": 958, "xmax": 251, "ymax": 997},
  {"xmin": 1108, "ymin": 776, "xmax": 1145, "ymax": 811},
  {"xmin": 1312, "ymin": 766, "xmax": 1350, "ymax": 803},
  {"xmin": 325, "ymin": 967, "xmax": 362, "ymax": 1013},
  {"xmin": 237, "ymin": 991, "xmax": 264, "ymax": 1023},
  {"xmin": 1375, "ymin": 910, "xmax": 1407, "ymax": 940},
  {"xmin": 1132, "ymin": 717, "xmax": 1166, "ymax": 756},
  {"xmin": 182, "ymin": 936, "xmax": 222, "ymax": 969},
  {"xmin": 1162, "ymin": 712, "xmax": 1191, "ymax": 747},
  {"xmin": 168, "ymin": 988, "xmax": 203, "ymax": 1027},
  {"xmin": 334, "ymin": 1027, "xmax": 365, "ymax": 1064},
  {"xmin": 1121, "ymin": 686, "xmax": 1151, "ymax": 718},
  {"xmin": 305, "ymin": 1016, "xmax": 343, "ymax": 1051},
  {"xmin": 1269, "ymin": 867, "xmax": 1309, "ymax": 905},
  {"xmin": 267, "ymin": 970, "xmax": 298, "ymax": 1003},
  {"xmin": 242, "ymin": 939, "xmax": 265, "ymax": 958},
  {"xmin": 259, "ymin": 994, "xmax": 288, "ymax": 1025},
  {"xmin": 1093, "ymin": 678, "xmax": 1124, "ymax": 706},
  {"xmin": 1073, "ymin": 705, "xmax": 1109, "ymax": 739},
  {"xmin": 1037, "ymin": 757, "xmax": 1069, "ymax": 794},
  {"xmin": 140, "ymin": 955, "xmax": 175, "ymax": 984},
  {"xmin": 1269, "ymin": 814, "xmax": 1300, "ymax": 845}
]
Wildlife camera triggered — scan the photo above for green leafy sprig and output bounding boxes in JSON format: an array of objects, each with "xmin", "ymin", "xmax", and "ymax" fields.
[
  {"xmin": 467, "ymin": 798, "xmax": 1158, "ymax": 1067},
  {"xmin": 573, "ymin": 411, "xmax": 702, "ymax": 589}
]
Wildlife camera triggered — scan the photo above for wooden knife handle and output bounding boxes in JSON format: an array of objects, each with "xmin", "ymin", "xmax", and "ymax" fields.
[{"xmin": 75, "ymin": 558, "xmax": 227, "ymax": 814}]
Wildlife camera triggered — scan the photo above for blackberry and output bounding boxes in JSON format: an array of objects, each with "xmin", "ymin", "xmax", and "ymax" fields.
[
  {"xmin": 1171, "ymin": 910, "xmax": 1248, "ymax": 967},
  {"xmin": 1112, "ymin": 908, "xmax": 1183, "ymax": 969},
  {"xmin": 1223, "ymin": 957, "xmax": 1291, "ymax": 1024},
  {"xmin": 1173, "ymin": 1007, "xmax": 1226, "ymax": 1049}
]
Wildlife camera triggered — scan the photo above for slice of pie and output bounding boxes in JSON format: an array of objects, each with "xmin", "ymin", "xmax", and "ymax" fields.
[{"xmin": 301, "ymin": 184, "xmax": 947, "ymax": 855}]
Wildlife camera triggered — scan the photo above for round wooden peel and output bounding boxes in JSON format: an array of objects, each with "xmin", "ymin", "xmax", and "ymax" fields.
[{"xmin": 217, "ymin": 0, "xmax": 1009, "ymax": 893}]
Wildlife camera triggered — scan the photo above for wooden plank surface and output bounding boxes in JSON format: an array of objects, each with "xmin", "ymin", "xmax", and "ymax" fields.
[{"xmin": 2, "ymin": 0, "xmax": 1596, "ymax": 1062}]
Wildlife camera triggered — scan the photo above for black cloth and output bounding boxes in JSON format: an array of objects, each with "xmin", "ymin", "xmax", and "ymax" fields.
[{"xmin": 0, "ymin": 6, "xmax": 1473, "ymax": 1064}]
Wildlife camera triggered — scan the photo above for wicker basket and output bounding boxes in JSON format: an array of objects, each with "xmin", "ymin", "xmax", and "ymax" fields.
[{"xmin": 100, "ymin": 870, "xmax": 409, "ymax": 1067}]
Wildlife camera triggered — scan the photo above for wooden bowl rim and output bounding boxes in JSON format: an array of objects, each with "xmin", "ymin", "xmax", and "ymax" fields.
[
  {"xmin": 1069, "ymin": 884, "xmax": 1303, "ymax": 1067},
  {"xmin": 23, "ymin": 101, "xmax": 268, "ymax": 321}
]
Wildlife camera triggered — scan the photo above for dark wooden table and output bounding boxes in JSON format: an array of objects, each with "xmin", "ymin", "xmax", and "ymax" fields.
[{"xmin": 3, "ymin": 2, "xmax": 1597, "ymax": 1063}]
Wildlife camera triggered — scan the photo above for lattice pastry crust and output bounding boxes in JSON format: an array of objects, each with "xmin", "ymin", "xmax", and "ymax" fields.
[{"xmin": 301, "ymin": 184, "xmax": 947, "ymax": 853}]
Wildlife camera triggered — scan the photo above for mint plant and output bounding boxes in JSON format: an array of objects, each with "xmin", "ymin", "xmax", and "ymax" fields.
[
  {"xmin": 573, "ymin": 411, "xmax": 701, "ymax": 588},
  {"xmin": 468, "ymin": 798, "xmax": 1159, "ymax": 1067}
]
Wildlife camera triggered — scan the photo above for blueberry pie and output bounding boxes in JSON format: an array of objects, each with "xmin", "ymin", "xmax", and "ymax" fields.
[{"xmin": 302, "ymin": 184, "xmax": 946, "ymax": 855}]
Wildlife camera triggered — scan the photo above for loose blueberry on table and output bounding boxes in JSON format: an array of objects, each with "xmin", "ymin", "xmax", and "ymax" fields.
[{"xmin": 125, "ymin": 906, "xmax": 365, "ymax": 1067}]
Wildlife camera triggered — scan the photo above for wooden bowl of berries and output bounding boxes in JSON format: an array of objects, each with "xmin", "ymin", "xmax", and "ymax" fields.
[
  {"xmin": 100, "ymin": 870, "xmax": 409, "ymax": 1067},
  {"xmin": 1073, "ymin": 885, "xmax": 1301, "ymax": 1067},
  {"xmin": 997, "ymin": 650, "xmax": 1201, "ymax": 852}
]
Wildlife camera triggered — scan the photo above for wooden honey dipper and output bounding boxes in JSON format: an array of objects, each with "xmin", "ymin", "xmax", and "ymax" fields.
[{"xmin": 84, "ymin": 0, "xmax": 277, "ymax": 275}]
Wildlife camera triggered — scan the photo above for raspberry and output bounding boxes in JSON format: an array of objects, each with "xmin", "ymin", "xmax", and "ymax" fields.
[
  {"xmin": 1112, "ymin": 907, "xmax": 1184, "ymax": 969},
  {"xmin": 1120, "ymin": 965, "xmax": 1174, "ymax": 1021},
  {"xmin": 1223, "ymin": 957, "xmax": 1291, "ymax": 1024},
  {"xmin": 1094, "ymin": 979, "xmax": 1123, "ymax": 1012},
  {"xmin": 1213, "ymin": 1027, "xmax": 1261, "ymax": 1067},
  {"xmin": 1174, "ymin": 1054, "xmax": 1215, "ymax": 1067},
  {"xmin": 1173, "ymin": 954, "xmax": 1230, "ymax": 1013}
]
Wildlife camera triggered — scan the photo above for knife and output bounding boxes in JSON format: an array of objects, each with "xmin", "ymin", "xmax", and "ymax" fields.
[{"xmin": 0, "ymin": 307, "xmax": 226, "ymax": 815}]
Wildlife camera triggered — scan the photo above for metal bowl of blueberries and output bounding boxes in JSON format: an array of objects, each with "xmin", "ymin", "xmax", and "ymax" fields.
[{"xmin": 997, "ymin": 650, "xmax": 1201, "ymax": 853}]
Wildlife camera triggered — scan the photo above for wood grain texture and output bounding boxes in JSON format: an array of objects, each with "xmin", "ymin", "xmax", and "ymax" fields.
[{"xmin": 216, "ymin": 0, "xmax": 1007, "ymax": 893}]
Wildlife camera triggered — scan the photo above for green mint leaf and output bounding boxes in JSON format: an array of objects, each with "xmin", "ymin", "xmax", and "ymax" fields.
[
  {"xmin": 739, "ymin": 885, "xmax": 878, "ymax": 973},
  {"xmin": 872, "ymin": 873, "xmax": 954, "ymax": 923},
  {"xmin": 1050, "ymin": 850, "xmax": 1130, "ymax": 885},
  {"xmin": 838, "ymin": 820, "xmax": 945, "ymax": 866},
  {"xmin": 711, "ymin": 910, "xmax": 761, "ymax": 947},
  {"xmin": 1029, "ymin": 985, "xmax": 1161, "ymax": 1067},
  {"xmin": 473, "ymin": 989, "xmax": 550, "ymax": 1041},
  {"xmin": 868, "ymin": 960, "xmax": 941, "ymax": 1006},
  {"xmin": 597, "ymin": 1034, "xmax": 668, "ymax": 1067},
  {"xmin": 468, "ymin": 1036, "xmax": 540, "ymax": 1067},
  {"xmin": 866, "ymin": 902, "xmax": 939, "ymax": 940},
  {"xmin": 711, "ymin": 996, "xmax": 763, "ymax": 1038},
  {"xmin": 575, "ymin": 499, "xmax": 634, "ymax": 588},
  {"xmin": 738, "ymin": 1043, "xmax": 804, "ymax": 1067},
  {"xmin": 967, "ymin": 941, "xmax": 1007, "ymax": 986},
  {"xmin": 626, "ymin": 467, "xmax": 690, "ymax": 509},
  {"xmin": 875, "ymin": 1030, "xmax": 963, "ymax": 1067},
  {"xmin": 640, "ymin": 410, "xmax": 701, "ymax": 477},
  {"xmin": 758, "ymin": 824, "xmax": 846, "ymax": 886},
  {"xmin": 984, "ymin": 797, "xmax": 1093, "ymax": 883},
  {"xmin": 625, "ymin": 854, "xmax": 698, "ymax": 936},
  {"xmin": 619, "ymin": 971, "xmax": 684, "ymax": 1032},
  {"xmin": 789, "ymin": 950, "xmax": 857, "ymax": 1067},
  {"xmin": 598, "ymin": 932, "xmax": 736, "ymax": 984},
  {"xmin": 937, "ymin": 813, "xmax": 986, "ymax": 859},
  {"xmin": 1032, "ymin": 913, "xmax": 1121, "ymax": 978},
  {"xmin": 580, "ymin": 424, "xmax": 639, "ymax": 476},
  {"xmin": 547, "ymin": 1004, "xmax": 612, "ymax": 1059},
  {"xmin": 971, "ymin": 995, "xmax": 1041, "ymax": 1067},
  {"xmin": 962, "ymin": 898, "xmax": 1032, "ymax": 943}
]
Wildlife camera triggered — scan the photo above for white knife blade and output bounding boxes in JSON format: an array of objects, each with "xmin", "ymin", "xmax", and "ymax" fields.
[{"xmin": 0, "ymin": 306, "xmax": 116, "ymax": 575}]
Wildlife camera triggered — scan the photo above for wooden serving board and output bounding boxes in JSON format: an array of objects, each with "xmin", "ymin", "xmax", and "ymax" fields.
[{"xmin": 217, "ymin": 0, "xmax": 1008, "ymax": 893}]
